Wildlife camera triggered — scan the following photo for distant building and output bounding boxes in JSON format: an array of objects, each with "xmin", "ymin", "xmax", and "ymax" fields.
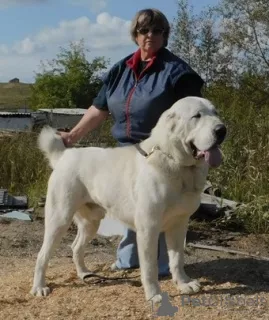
[
  {"xmin": 37, "ymin": 108, "xmax": 86, "ymax": 130},
  {"xmin": 9, "ymin": 78, "xmax": 20, "ymax": 84}
]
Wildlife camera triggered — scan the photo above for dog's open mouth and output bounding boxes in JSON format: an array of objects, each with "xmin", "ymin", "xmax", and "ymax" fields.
[{"xmin": 190, "ymin": 142, "xmax": 222, "ymax": 168}]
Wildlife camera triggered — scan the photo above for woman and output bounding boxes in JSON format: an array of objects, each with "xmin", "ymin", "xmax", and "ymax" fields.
[{"xmin": 60, "ymin": 8, "xmax": 204, "ymax": 276}]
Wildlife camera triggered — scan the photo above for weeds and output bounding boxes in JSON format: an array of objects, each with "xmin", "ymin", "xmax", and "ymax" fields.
[
  {"xmin": 0, "ymin": 131, "xmax": 50, "ymax": 207},
  {"xmin": 206, "ymin": 86, "xmax": 269, "ymax": 233}
]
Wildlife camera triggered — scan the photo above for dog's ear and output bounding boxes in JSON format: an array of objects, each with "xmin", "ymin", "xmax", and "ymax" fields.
[
  {"xmin": 166, "ymin": 112, "xmax": 178, "ymax": 133},
  {"xmin": 166, "ymin": 112, "xmax": 176, "ymax": 120}
]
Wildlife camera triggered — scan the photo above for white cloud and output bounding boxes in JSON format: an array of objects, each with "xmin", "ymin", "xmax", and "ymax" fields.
[
  {"xmin": 13, "ymin": 37, "xmax": 39, "ymax": 55},
  {"xmin": 12, "ymin": 13, "xmax": 132, "ymax": 55},
  {"xmin": 70, "ymin": 0, "xmax": 108, "ymax": 13},
  {"xmin": 0, "ymin": 44, "xmax": 8, "ymax": 54},
  {"xmin": 0, "ymin": 12, "xmax": 136, "ymax": 82},
  {"xmin": 0, "ymin": 0, "xmax": 47, "ymax": 9}
]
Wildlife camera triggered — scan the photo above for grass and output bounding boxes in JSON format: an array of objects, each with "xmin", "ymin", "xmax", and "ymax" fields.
[
  {"xmin": 0, "ymin": 131, "xmax": 51, "ymax": 207},
  {"xmin": 0, "ymin": 82, "xmax": 32, "ymax": 110},
  {"xmin": 205, "ymin": 86, "xmax": 269, "ymax": 234}
]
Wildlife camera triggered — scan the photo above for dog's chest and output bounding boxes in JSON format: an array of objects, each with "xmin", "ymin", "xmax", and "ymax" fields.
[
  {"xmin": 163, "ymin": 166, "xmax": 207, "ymax": 218},
  {"xmin": 179, "ymin": 165, "xmax": 208, "ymax": 193}
]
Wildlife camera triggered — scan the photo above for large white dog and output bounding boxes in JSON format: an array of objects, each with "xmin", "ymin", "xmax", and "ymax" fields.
[{"xmin": 31, "ymin": 97, "xmax": 226, "ymax": 304}]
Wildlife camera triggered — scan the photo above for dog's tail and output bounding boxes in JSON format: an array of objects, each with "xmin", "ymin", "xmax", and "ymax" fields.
[{"xmin": 38, "ymin": 126, "xmax": 66, "ymax": 169}]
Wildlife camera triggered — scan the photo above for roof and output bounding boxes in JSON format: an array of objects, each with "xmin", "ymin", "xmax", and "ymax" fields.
[
  {"xmin": 0, "ymin": 112, "xmax": 32, "ymax": 118},
  {"xmin": 38, "ymin": 108, "xmax": 87, "ymax": 115}
]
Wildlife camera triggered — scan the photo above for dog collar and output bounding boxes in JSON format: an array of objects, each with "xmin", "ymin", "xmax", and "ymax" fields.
[{"xmin": 135, "ymin": 144, "xmax": 173, "ymax": 159}]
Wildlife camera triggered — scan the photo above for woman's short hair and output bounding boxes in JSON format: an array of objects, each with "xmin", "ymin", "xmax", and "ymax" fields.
[{"xmin": 130, "ymin": 8, "xmax": 170, "ymax": 47}]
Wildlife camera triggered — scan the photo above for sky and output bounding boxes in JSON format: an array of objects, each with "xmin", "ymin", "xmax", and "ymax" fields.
[{"xmin": 0, "ymin": 0, "xmax": 219, "ymax": 83}]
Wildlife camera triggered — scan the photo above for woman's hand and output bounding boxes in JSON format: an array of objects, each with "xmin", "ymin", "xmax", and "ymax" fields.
[
  {"xmin": 58, "ymin": 131, "xmax": 74, "ymax": 147},
  {"xmin": 57, "ymin": 106, "xmax": 108, "ymax": 148}
]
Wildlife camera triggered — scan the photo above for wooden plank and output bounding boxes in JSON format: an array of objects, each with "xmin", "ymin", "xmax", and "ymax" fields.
[
  {"xmin": 201, "ymin": 193, "xmax": 239, "ymax": 209},
  {"xmin": 188, "ymin": 242, "xmax": 269, "ymax": 261}
]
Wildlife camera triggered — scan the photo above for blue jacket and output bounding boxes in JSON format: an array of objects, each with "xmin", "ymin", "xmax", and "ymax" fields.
[{"xmin": 93, "ymin": 47, "xmax": 204, "ymax": 144}]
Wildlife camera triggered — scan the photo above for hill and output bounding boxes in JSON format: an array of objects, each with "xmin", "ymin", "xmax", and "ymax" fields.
[{"xmin": 0, "ymin": 82, "xmax": 32, "ymax": 111}]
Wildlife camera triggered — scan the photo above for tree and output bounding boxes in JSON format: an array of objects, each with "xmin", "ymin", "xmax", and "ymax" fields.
[
  {"xmin": 217, "ymin": 0, "xmax": 269, "ymax": 74},
  {"xmin": 170, "ymin": 0, "xmax": 224, "ymax": 86},
  {"xmin": 214, "ymin": 0, "xmax": 269, "ymax": 98},
  {"xmin": 195, "ymin": 8, "xmax": 222, "ymax": 85},
  {"xmin": 30, "ymin": 40, "xmax": 109, "ymax": 110},
  {"xmin": 170, "ymin": 0, "xmax": 197, "ymax": 67}
]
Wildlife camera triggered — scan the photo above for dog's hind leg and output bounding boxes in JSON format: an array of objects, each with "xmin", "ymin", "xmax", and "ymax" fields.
[
  {"xmin": 31, "ymin": 193, "xmax": 78, "ymax": 297},
  {"xmin": 72, "ymin": 204, "xmax": 104, "ymax": 280}
]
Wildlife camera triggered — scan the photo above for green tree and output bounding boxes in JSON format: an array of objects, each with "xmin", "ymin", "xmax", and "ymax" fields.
[
  {"xmin": 170, "ymin": 0, "xmax": 223, "ymax": 85},
  {"xmin": 170, "ymin": 0, "xmax": 197, "ymax": 66},
  {"xmin": 30, "ymin": 40, "xmax": 109, "ymax": 110},
  {"xmin": 217, "ymin": 0, "xmax": 269, "ymax": 74},
  {"xmin": 214, "ymin": 0, "xmax": 269, "ymax": 97}
]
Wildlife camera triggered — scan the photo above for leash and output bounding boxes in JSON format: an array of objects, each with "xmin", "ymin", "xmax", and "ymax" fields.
[{"xmin": 83, "ymin": 272, "xmax": 141, "ymax": 285}]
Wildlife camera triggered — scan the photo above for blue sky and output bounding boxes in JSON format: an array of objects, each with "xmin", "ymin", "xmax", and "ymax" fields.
[{"xmin": 0, "ymin": 0, "xmax": 219, "ymax": 83}]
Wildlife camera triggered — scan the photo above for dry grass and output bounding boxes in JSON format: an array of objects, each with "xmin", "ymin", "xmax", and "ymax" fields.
[
  {"xmin": 205, "ymin": 87, "xmax": 269, "ymax": 233},
  {"xmin": 0, "ymin": 82, "xmax": 32, "ymax": 110},
  {"xmin": 0, "ymin": 131, "xmax": 50, "ymax": 206}
]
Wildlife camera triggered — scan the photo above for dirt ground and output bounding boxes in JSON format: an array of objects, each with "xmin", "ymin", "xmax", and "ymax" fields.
[{"xmin": 0, "ymin": 216, "xmax": 269, "ymax": 320}]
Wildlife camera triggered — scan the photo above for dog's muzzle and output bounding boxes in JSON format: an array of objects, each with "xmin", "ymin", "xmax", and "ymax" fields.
[{"xmin": 191, "ymin": 124, "xmax": 227, "ymax": 168}]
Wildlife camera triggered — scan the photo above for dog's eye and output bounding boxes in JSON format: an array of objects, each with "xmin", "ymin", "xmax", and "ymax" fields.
[{"xmin": 192, "ymin": 113, "xmax": 201, "ymax": 119}]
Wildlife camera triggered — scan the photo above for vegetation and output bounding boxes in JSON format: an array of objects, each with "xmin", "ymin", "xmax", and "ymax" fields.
[
  {"xmin": 170, "ymin": 0, "xmax": 269, "ymax": 233},
  {"xmin": 30, "ymin": 40, "xmax": 109, "ymax": 110},
  {"xmin": 0, "ymin": 0, "xmax": 268, "ymax": 233},
  {"xmin": 0, "ymin": 132, "xmax": 50, "ymax": 206},
  {"xmin": 0, "ymin": 82, "xmax": 32, "ymax": 110}
]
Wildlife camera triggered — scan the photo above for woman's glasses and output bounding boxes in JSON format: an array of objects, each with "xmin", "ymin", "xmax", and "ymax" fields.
[{"xmin": 137, "ymin": 27, "xmax": 164, "ymax": 36}]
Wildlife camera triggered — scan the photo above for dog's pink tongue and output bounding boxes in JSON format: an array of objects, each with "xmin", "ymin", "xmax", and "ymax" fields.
[{"xmin": 205, "ymin": 147, "xmax": 222, "ymax": 168}]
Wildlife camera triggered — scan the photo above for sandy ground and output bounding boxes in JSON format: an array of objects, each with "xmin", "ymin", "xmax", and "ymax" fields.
[{"xmin": 0, "ymin": 217, "xmax": 269, "ymax": 320}]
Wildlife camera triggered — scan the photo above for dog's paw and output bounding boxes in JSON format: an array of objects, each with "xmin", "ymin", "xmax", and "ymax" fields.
[
  {"xmin": 178, "ymin": 279, "xmax": 201, "ymax": 295},
  {"xmin": 30, "ymin": 286, "xmax": 51, "ymax": 297},
  {"xmin": 149, "ymin": 294, "xmax": 163, "ymax": 304}
]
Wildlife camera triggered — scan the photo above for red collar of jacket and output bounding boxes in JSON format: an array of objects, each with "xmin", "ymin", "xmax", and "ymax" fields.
[{"xmin": 126, "ymin": 48, "xmax": 158, "ymax": 78}]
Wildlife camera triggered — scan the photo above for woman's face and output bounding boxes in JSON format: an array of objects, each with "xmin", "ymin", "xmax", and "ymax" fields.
[{"xmin": 135, "ymin": 25, "xmax": 165, "ymax": 56}]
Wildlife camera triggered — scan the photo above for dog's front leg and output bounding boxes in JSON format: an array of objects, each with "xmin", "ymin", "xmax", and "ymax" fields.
[
  {"xmin": 136, "ymin": 225, "xmax": 162, "ymax": 304},
  {"xmin": 165, "ymin": 215, "xmax": 201, "ymax": 294}
]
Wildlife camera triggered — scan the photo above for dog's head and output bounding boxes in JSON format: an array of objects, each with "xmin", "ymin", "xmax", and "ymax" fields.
[{"xmin": 153, "ymin": 97, "xmax": 227, "ymax": 167}]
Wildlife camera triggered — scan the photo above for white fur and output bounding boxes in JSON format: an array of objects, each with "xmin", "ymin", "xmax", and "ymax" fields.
[{"xmin": 31, "ymin": 97, "xmax": 225, "ymax": 303}]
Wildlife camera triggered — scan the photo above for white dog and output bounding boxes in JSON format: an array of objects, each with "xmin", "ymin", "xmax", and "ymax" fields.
[{"xmin": 31, "ymin": 97, "xmax": 226, "ymax": 304}]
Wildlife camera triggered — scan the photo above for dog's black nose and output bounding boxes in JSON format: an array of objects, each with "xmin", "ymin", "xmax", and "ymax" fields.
[{"xmin": 215, "ymin": 124, "xmax": 227, "ymax": 144}]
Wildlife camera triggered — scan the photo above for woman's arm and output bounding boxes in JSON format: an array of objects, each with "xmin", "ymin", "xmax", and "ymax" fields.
[{"xmin": 59, "ymin": 105, "xmax": 109, "ymax": 146}]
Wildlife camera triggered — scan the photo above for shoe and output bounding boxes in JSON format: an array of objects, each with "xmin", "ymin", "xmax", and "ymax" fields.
[
  {"xmin": 110, "ymin": 262, "xmax": 139, "ymax": 271},
  {"xmin": 158, "ymin": 271, "xmax": 171, "ymax": 279},
  {"xmin": 110, "ymin": 262, "xmax": 119, "ymax": 271}
]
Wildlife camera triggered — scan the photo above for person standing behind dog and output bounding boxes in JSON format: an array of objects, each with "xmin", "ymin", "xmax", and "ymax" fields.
[{"xmin": 59, "ymin": 8, "xmax": 204, "ymax": 276}]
